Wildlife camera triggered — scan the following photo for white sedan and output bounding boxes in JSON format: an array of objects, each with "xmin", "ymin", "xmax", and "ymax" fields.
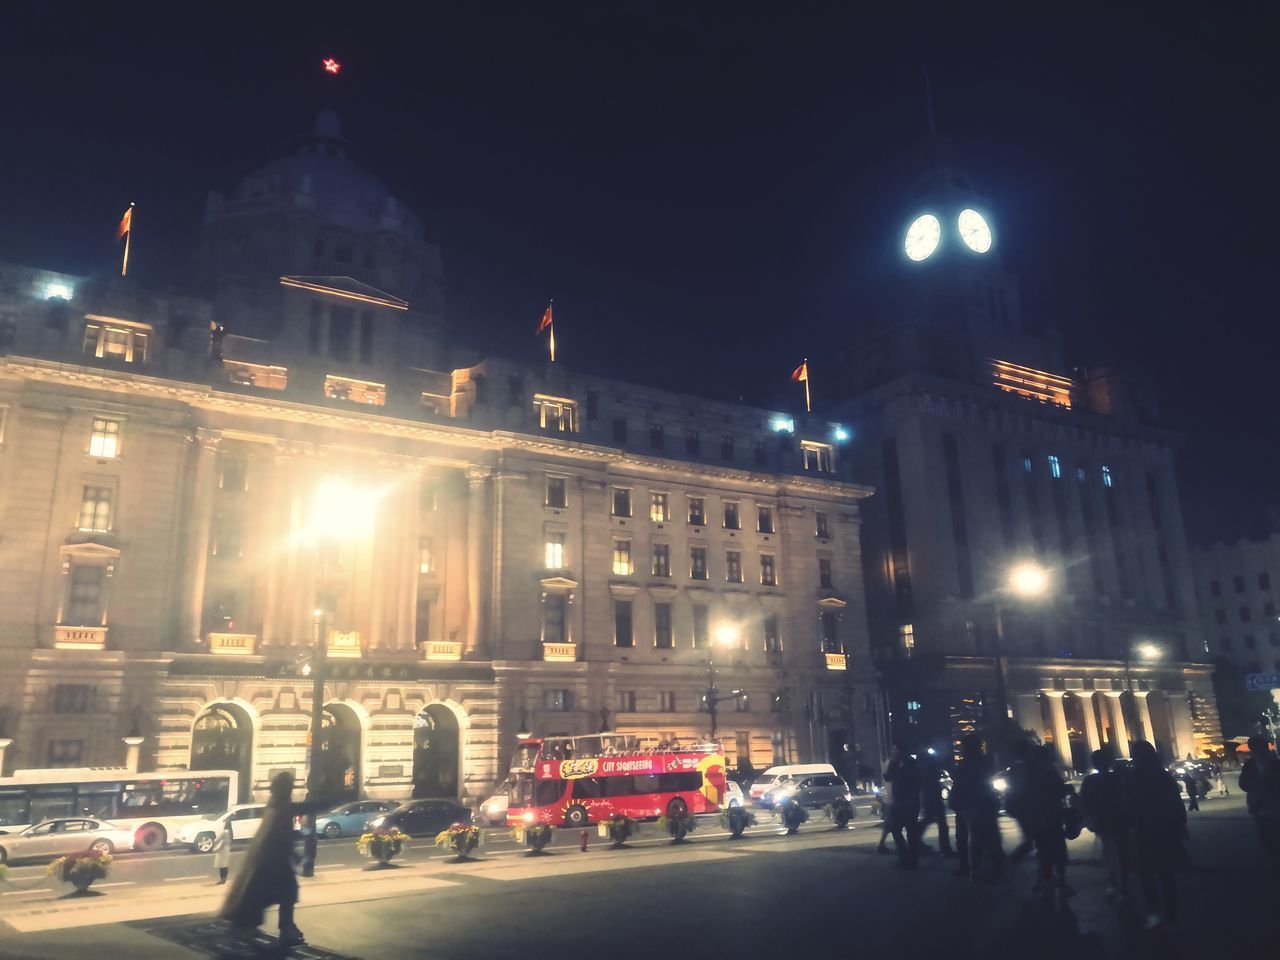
[{"xmin": 0, "ymin": 818, "xmax": 134, "ymax": 865}]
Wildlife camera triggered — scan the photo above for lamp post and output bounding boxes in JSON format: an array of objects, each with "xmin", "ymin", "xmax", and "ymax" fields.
[
  {"xmin": 1121, "ymin": 640, "xmax": 1162, "ymax": 750},
  {"xmin": 705, "ymin": 623, "xmax": 745, "ymax": 742},
  {"xmin": 989, "ymin": 562, "xmax": 1051, "ymax": 761},
  {"xmin": 301, "ymin": 606, "xmax": 328, "ymax": 878}
]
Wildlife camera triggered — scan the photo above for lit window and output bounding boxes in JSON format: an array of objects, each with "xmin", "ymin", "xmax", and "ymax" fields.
[
  {"xmin": 611, "ymin": 487, "xmax": 631, "ymax": 517},
  {"xmin": 324, "ymin": 374, "xmax": 385, "ymax": 406},
  {"xmin": 692, "ymin": 605, "xmax": 709, "ymax": 648},
  {"xmin": 544, "ymin": 689, "xmax": 574, "ymax": 712},
  {"xmin": 820, "ymin": 611, "xmax": 841, "ymax": 653},
  {"xmin": 419, "ymin": 537, "xmax": 434, "ymax": 574},
  {"xmin": 990, "ymin": 359, "xmax": 1072, "ymax": 408},
  {"xmin": 1023, "ymin": 456, "xmax": 1033, "ymax": 474},
  {"xmin": 818, "ymin": 557, "xmax": 833, "ymax": 590},
  {"xmin": 688, "ymin": 497, "xmax": 706, "ymax": 526},
  {"xmin": 82, "ymin": 318, "xmax": 150, "ymax": 364},
  {"xmin": 651, "ymin": 543, "xmax": 670, "ymax": 577},
  {"xmin": 224, "ymin": 360, "xmax": 287, "ymax": 390},
  {"xmin": 650, "ymin": 492, "xmax": 670, "ymax": 522},
  {"xmin": 900, "ymin": 623, "xmax": 915, "ymax": 657},
  {"xmin": 77, "ymin": 485, "xmax": 112, "ymax": 533},
  {"xmin": 614, "ymin": 599, "xmax": 633, "ymax": 647},
  {"xmin": 88, "ymin": 419, "xmax": 120, "ymax": 458},
  {"xmin": 1048, "ymin": 455, "xmax": 1061, "ymax": 479},
  {"xmin": 801, "ymin": 441, "xmax": 834, "ymax": 473},
  {"xmin": 760, "ymin": 554, "xmax": 777, "ymax": 586},
  {"xmin": 544, "ymin": 533, "xmax": 565, "ymax": 569},
  {"xmin": 1076, "ymin": 466, "xmax": 1087, "ymax": 482},
  {"xmin": 815, "ymin": 512, "xmax": 830, "ymax": 539},
  {"xmin": 723, "ymin": 501, "xmax": 741, "ymax": 530},
  {"xmin": 1101, "ymin": 465, "xmax": 1113, "ymax": 488},
  {"xmin": 763, "ymin": 614, "xmax": 782, "ymax": 653},
  {"xmin": 546, "ymin": 476, "xmax": 567, "ymax": 508},
  {"xmin": 612, "ymin": 539, "xmax": 633, "ymax": 576},
  {"xmin": 690, "ymin": 546, "xmax": 708, "ymax": 580},
  {"xmin": 726, "ymin": 550, "xmax": 743, "ymax": 583},
  {"xmin": 757, "ymin": 506, "xmax": 774, "ymax": 534},
  {"xmin": 906, "ymin": 699, "xmax": 922, "ymax": 726},
  {"xmin": 654, "ymin": 602, "xmax": 673, "ymax": 648},
  {"xmin": 533, "ymin": 394, "xmax": 578, "ymax": 433}
]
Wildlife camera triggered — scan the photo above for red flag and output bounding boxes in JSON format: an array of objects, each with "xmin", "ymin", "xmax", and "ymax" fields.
[
  {"xmin": 790, "ymin": 360, "xmax": 808, "ymax": 382},
  {"xmin": 116, "ymin": 206, "xmax": 133, "ymax": 239},
  {"xmin": 535, "ymin": 303, "xmax": 553, "ymax": 335}
]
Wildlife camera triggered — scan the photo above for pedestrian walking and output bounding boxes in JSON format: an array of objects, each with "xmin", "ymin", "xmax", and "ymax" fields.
[
  {"xmin": 882, "ymin": 746, "xmax": 922, "ymax": 869},
  {"xmin": 1078, "ymin": 747, "xmax": 1129, "ymax": 898},
  {"xmin": 917, "ymin": 748, "xmax": 956, "ymax": 857},
  {"xmin": 1215, "ymin": 769, "xmax": 1229, "ymax": 797},
  {"xmin": 213, "ymin": 818, "xmax": 233, "ymax": 885},
  {"xmin": 219, "ymin": 771, "xmax": 306, "ymax": 946},
  {"xmin": 1021, "ymin": 744, "xmax": 1070, "ymax": 901},
  {"xmin": 949, "ymin": 734, "xmax": 1002, "ymax": 881},
  {"xmin": 1003, "ymin": 739, "xmax": 1036, "ymax": 864},
  {"xmin": 875, "ymin": 761, "xmax": 896, "ymax": 854},
  {"xmin": 1182, "ymin": 770, "xmax": 1200, "ymax": 812},
  {"xmin": 1239, "ymin": 735, "xmax": 1280, "ymax": 866},
  {"xmin": 1125, "ymin": 740, "xmax": 1187, "ymax": 928}
]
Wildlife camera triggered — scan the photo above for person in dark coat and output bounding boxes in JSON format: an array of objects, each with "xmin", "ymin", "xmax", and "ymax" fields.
[
  {"xmin": 882, "ymin": 746, "xmax": 923, "ymax": 868},
  {"xmin": 1022, "ymin": 744, "xmax": 1070, "ymax": 899},
  {"xmin": 948, "ymin": 734, "xmax": 1002, "ymax": 880},
  {"xmin": 1125, "ymin": 740, "xmax": 1187, "ymax": 928},
  {"xmin": 219, "ymin": 771, "xmax": 305, "ymax": 946},
  {"xmin": 917, "ymin": 748, "xmax": 956, "ymax": 857},
  {"xmin": 1079, "ymin": 747, "xmax": 1129, "ymax": 898},
  {"xmin": 1003, "ymin": 739, "xmax": 1036, "ymax": 863},
  {"xmin": 1239, "ymin": 735, "xmax": 1280, "ymax": 866},
  {"xmin": 1182, "ymin": 770, "xmax": 1200, "ymax": 812}
]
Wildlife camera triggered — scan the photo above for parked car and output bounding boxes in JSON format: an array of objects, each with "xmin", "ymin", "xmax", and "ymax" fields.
[
  {"xmin": 769, "ymin": 774, "xmax": 852, "ymax": 810},
  {"xmin": 724, "ymin": 781, "xmax": 745, "ymax": 808},
  {"xmin": 749, "ymin": 763, "xmax": 838, "ymax": 805},
  {"xmin": 315, "ymin": 800, "xmax": 398, "ymax": 839},
  {"xmin": 0, "ymin": 818, "xmax": 134, "ymax": 865},
  {"xmin": 176, "ymin": 803, "xmax": 266, "ymax": 854},
  {"xmin": 479, "ymin": 782, "xmax": 511, "ymax": 826},
  {"xmin": 368, "ymin": 799, "xmax": 473, "ymax": 838}
]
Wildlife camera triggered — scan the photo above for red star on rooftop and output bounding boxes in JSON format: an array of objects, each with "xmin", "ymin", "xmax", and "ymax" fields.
[{"xmin": 322, "ymin": 57, "xmax": 341, "ymax": 75}]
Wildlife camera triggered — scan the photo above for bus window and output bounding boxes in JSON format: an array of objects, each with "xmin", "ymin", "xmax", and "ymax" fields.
[
  {"xmin": 535, "ymin": 779, "xmax": 566, "ymax": 807},
  {"xmin": 604, "ymin": 776, "xmax": 638, "ymax": 797},
  {"xmin": 29, "ymin": 786, "xmax": 76, "ymax": 823},
  {"xmin": 511, "ymin": 777, "xmax": 533, "ymax": 807},
  {"xmin": 79, "ymin": 783, "xmax": 123, "ymax": 819},
  {"xmin": 572, "ymin": 777, "xmax": 606, "ymax": 799},
  {"xmin": 0, "ymin": 788, "xmax": 30, "ymax": 827},
  {"xmin": 190, "ymin": 777, "xmax": 230, "ymax": 815},
  {"xmin": 658, "ymin": 772, "xmax": 700, "ymax": 793},
  {"xmin": 632, "ymin": 774, "xmax": 659, "ymax": 794}
]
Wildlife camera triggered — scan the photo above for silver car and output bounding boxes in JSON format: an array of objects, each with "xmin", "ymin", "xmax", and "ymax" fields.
[{"xmin": 0, "ymin": 818, "xmax": 134, "ymax": 865}]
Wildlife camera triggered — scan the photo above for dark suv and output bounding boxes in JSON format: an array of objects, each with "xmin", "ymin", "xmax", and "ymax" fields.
[
  {"xmin": 369, "ymin": 799, "xmax": 473, "ymax": 837},
  {"xmin": 774, "ymin": 774, "xmax": 852, "ymax": 809}
]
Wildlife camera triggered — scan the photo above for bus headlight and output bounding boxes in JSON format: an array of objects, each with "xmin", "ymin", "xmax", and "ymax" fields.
[{"xmin": 522, "ymin": 812, "xmax": 534, "ymax": 824}]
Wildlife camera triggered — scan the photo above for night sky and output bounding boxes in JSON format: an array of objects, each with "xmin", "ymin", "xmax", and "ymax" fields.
[{"xmin": 3, "ymin": 4, "xmax": 1276, "ymax": 544}]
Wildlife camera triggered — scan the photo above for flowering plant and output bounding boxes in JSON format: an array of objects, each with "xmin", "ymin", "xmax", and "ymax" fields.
[
  {"xmin": 48, "ymin": 851, "xmax": 112, "ymax": 889},
  {"xmin": 435, "ymin": 822, "xmax": 481, "ymax": 858},
  {"xmin": 517, "ymin": 822, "xmax": 553, "ymax": 852},
  {"xmin": 719, "ymin": 806, "xmax": 757, "ymax": 838},
  {"xmin": 657, "ymin": 813, "xmax": 697, "ymax": 843},
  {"xmin": 357, "ymin": 826, "xmax": 409, "ymax": 862},
  {"xmin": 603, "ymin": 814, "xmax": 635, "ymax": 847}
]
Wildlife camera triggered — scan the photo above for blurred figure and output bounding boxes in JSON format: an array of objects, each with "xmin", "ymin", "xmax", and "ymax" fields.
[
  {"xmin": 1003, "ymin": 739, "xmax": 1036, "ymax": 863},
  {"xmin": 917, "ymin": 748, "xmax": 955, "ymax": 857},
  {"xmin": 949, "ymin": 734, "xmax": 1002, "ymax": 881},
  {"xmin": 213, "ymin": 818, "xmax": 233, "ymax": 885},
  {"xmin": 1125, "ymin": 740, "xmax": 1187, "ymax": 928},
  {"xmin": 219, "ymin": 771, "xmax": 305, "ymax": 946},
  {"xmin": 875, "ymin": 760, "xmax": 896, "ymax": 854},
  {"xmin": 882, "ymin": 746, "xmax": 922, "ymax": 868},
  {"xmin": 1182, "ymin": 769, "xmax": 1200, "ymax": 812},
  {"xmin": 1022, "ymin": 744, "xmax": 1070, "ymax": 901},
  {"xmin": 1079, "ymin": 747, "xmax": 1129, "ymax": 898},
  {"xmin": 1214, "ymin": 767, "xmax": 1229, "ymax": 797},
  {"xmin": 1239, "ymin": 735, "xmax": 1280, "ymax": 866}
]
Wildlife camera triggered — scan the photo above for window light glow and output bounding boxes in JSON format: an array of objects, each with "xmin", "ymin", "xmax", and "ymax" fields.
[
  {"xmin": 770, "ymin": 416, "xmax": 795, "ymax": 434},
  {"xmin": 45, "ymin": 282, "xmax": 72, "ymax": 301},
  {"xmin": 990, "ymin": 359, "xmax": 1072, "ymax": 409}
]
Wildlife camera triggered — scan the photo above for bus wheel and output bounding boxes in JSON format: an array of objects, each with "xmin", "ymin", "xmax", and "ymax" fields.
[
  {"xmin": 134, "ymin": 823, "xmax": 166, "ymax": 852},
  {"xmin": 666, "ymin": 798, "xmax": 688, "ymax": 820},
  {"xmin": 564, "ymin": 805, "xmax": 589, "ymax": 828}
]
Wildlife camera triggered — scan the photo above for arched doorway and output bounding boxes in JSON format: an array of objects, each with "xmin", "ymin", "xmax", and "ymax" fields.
[
  {"xmin": 412, "ymin": 704, "xmax": 460, "ymax": 799},
  {"xmin": 191, "ymin": 702, "xmax": 254, "ymax": 803},
  {"xmin": 312, "ymin": 703, "xmax": 362, "ymax": 804}
]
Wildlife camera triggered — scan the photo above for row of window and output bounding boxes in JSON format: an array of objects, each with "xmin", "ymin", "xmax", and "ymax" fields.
[
  {"xmin": 607, "ymin": 540, "xmax": 783, "ymax": 585},
  {"xmin": 1026, "ymin": 453, "xmax": 1114, "ymax": 487},
  {"xmin": 1212, "ymin": 601, "xmax": 1278, "ymax": 625},
  {"xmin": 1217, "ymin": 632, "xmax": 1280, "ymax": 652},
  {"xmin": 1209, "ymin": 572, "xmax": 1273, "ymax": 597}
]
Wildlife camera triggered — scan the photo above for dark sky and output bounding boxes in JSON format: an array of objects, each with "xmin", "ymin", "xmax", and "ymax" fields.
[{"xmin": 2, "ymin": 4, "xmax": 1277, "ymax": 544}]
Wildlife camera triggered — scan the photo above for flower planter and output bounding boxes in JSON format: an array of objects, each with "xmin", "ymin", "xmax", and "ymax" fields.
[
  {"xmin": 436, "ymin": 822, "xmax": 482, "ymax": 861},
  {"xmin": 602, "ymin": 816, "xmax": 635, "ymax": 848},
  {"xmin": 719, "ymin": 807, "xmax": 756, "ymax": 839},
  {"xmin": 521, "ymin": 824, "xmax": 553, "ymax": 854},
  {"xmin": 658, "ymin": 814, "xmax": 697, "ymax": 844},
  {"xmin": 357, "ymin": 827, "xmax": 408, "ymax": 868},
  {"xmin": 825, "ymin": 801, "xmax": 854, "ymax": 829},
  {"xmin": 48, "ymin": 852, "xmax": 111, "ymax": 895},
  {"xmin": 780, "ymin": 801, "xmax": 808, "ymax": 835}
]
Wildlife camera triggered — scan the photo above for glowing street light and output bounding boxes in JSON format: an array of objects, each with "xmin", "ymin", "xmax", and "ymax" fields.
[
  {"xmin": 1006, "ymin": 562, "xmax": 1050, "ymax": 598},
  {"xmin": 714, "ymin": 622, "xmax": 741, "ymax": 648},
  {"xmin": 705, "ymin": 622, "xmax": 745, "ymax": 741},
  {"xmin": 304, "ymin": 476, "xmax": 380, "ymax": 543},
  {"xmin": 989, "ymin": 561, "xmax": 1055, "ymax": 762},
  {"xmin": 1135, "ymin": 641, "xmax": 1163, "ymax": 662}
]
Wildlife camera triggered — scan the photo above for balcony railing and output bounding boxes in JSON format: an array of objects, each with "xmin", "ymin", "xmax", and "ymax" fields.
[
  {"xmin": 208, "ymin": 632, "xmax": 257, "ymax": 656},
  {"xmin": 53, "ymin": 625, "xmax": 108, "ymax": 650},
  {"xmin": 542, "ymin": 642, "xmax": 577, "ymax": 663},
  {"xmin": 425, "ymin": 640, "xmax": 463, "ymax": 662},
  {"xmin": 327, "ymin": 630, "xmax": 362, "ymax": 659},
  {"xmin": 824, "ymin": 652, "xmax": 847, "ymax": 671}
]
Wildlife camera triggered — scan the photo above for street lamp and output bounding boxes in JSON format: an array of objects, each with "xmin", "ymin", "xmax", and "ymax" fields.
[
  {"xmin": 990, "ymin": 561, "xmax": 1053, "ymax": 760},
  {"xmin": 704, "ymin": 622, "xmax": 745, "ymax": 741},
  {"xmin": 298, "ymin": 477, "xmax": 382, "ymax": 878}
]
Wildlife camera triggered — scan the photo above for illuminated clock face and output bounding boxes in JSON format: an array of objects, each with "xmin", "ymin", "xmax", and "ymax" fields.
[
  {"xmin": 958, "ymin": 208, "xmax": 993, "ymax": 253},
  {"xmin": 904, "ymin": 214, "xmax": 941, "ymax": 261}
]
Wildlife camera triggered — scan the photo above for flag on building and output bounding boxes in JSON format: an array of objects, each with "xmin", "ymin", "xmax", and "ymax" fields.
[
  {"xmin": 536, "ymin": 302, "xmax": 555, "ymax": 362},
  {"xmin": 117, "ymin": 203, "xmax": 135, "ymax": 277},
  {"xmin": 791, "ymin": 359, "xmax": 811, "ymax": 412}
]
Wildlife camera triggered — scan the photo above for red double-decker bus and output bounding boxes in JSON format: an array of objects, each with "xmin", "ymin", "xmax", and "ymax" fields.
[{"xmin": 506, "ymin": 733, "xmax": 727, "ymax": 828}]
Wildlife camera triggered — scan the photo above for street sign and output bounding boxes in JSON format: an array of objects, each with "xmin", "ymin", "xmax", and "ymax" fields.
[{"xmin": 1245, "ymin": 673, "xmax": 1280, "ymax": 692}]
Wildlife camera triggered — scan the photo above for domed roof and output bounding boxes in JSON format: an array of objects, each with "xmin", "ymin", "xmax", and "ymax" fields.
[{"xmin": 216, "ymin": 111, "xmax": 422, "ymax": 239}]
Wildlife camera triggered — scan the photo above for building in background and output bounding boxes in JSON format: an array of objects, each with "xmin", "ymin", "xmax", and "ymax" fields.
[
  {"xmin": 0, "ymin": 114, "xmax": 879, "ymax": 809},
  {"xmin": 831, "ymin": 136, "xmax": 1220, "ymax": 768}
]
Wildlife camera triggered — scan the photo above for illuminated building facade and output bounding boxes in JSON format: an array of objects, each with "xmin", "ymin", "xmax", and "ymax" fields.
[
  {"xmin": 0, "ymin": 115, "xmax": 879, "ymax": 805},
  {"xmin": 833, "ymin": 136, "xmax": 1219, "ymax": 766}
]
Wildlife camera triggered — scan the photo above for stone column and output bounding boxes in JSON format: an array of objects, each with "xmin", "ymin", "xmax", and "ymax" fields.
[
  {"xmin": 464, "ymin": 467, "xmax": 492, "ymax": 656},
  {"xmin": 183, "ymin": 429, "xmax": 221, "ymax": 647},
  {"xmin": 1166, "ymin": 692, "xmax": 1196, "ymax": 759},
  {"xmin": 1078, "ymin": 691, "xmax": 1102, "ymax": 755},
  {"xmin": 1012, "ymin": 693, "xmax": 1046, "ymax": 742},
  {"xmin": 1133, "ymin": 691, "xmax": 1156, "ymax": 747},
  {"xmin": 122, "ymin": 735, "xmax": 145, "ymax": 773},
  {"xmin": 1105, "ymin": 691, "xmax": 1131, "ymax": 758},
  {"xmin": 0, "ymin": 738, "xmax": 12, "ymax": 777},
  {"xmin": 1044, "ymin": 691, "xmax": 1073, "ymax": 770},
  {"xmin": 262, "ymin": 445, "xmax": 301, "ymax": 646}
]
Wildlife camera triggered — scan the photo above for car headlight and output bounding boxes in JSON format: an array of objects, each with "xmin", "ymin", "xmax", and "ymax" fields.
[
  {"xmin": 369, "ymin": 816, "xmax": 386, "ymax": 828},
  {"xmin": 992, "ymin": 776, "xmax": 1009, "ymax": 793},
  {"xmin": 844, "ymin": 793, "xmax": 852, "ymax": 801}
]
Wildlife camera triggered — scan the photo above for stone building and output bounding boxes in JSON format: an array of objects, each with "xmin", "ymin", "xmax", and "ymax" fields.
[
  {"xmin": 1191, "ymin": 534, "xmax": 1280, "ymax": 676},
  {"xmin": 0, "ymin": 115, "xmax": 879, "ymax": 810},
  {"xmin": 831, "ymin": 136, "xmax": 1220, "ymax": 768}
]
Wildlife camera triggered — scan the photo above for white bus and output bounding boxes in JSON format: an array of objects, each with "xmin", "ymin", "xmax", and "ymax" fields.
[{"xmin": 0, "ymin": 767, "xmax": 237, "ymax": 852}]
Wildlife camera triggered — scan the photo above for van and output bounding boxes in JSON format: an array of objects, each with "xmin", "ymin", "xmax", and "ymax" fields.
[{"xmin": 748, "ymin": 763, "xmax": 838, "ymax": 804}]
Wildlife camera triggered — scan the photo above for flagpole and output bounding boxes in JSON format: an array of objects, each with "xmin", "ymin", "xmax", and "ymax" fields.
[
  {"xmin": 548, "ymin": 298, "xmax": 555, "ymax": 362},
  {"xmin": 804, "ymin": 358, "xmax": 811, "ymax": 413},
  {"xmin": 121, "ymin": 202, "xmax": 134, "ymax": 277}
]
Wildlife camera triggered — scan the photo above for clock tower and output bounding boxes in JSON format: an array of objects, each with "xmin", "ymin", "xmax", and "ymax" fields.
[{"xmin": 845, "ymin": 134, "xmax": 1062, "ymax": 394}]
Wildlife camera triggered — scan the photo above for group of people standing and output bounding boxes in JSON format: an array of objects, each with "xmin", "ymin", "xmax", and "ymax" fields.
[{"xmin": 870, "ymin": 733, "xmax": 1280, "ymax": 930}]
